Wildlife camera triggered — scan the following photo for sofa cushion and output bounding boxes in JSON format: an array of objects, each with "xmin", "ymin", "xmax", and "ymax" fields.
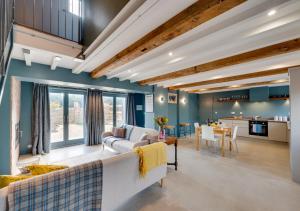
[
  {"xmin": 122, "ymin": 125, "xmax": 134, "ymax": 140},
  {"xmin": 103, "ymin": 136, "xmax": 126, "ymax": 147},
  {"xmin": 112, "ymin": 141, "xmax": 135, "ymax": 153},
  {"xmin": 129, "ymin": 127, "xmax": 158, "ymax": 142},
  {"xmin": 112, "ymin": 127, "xmax": 126, "ymax": 138}
]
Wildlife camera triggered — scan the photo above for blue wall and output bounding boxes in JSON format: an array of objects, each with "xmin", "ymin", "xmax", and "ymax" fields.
[
  {"xmin": 152, "ymin": 86, "xmax": 199, "ymax": 135},
  {"xmin": 0, "ymin": 74, "xmax": 12, "ymax": 174},
  {"xmin": 0, "ymin": 59, "xmax": 152, "ymax": 174},
  {"xmin": 133, "ymin": 93, "xmax": 145, "ymax": 127},
  {"xmin": 198, "ymin": 87, "xmax": 290, "ymax": 123},
  {"xmin": 9, "ymin": 59, "xmax": 152, "ymax": 93}
]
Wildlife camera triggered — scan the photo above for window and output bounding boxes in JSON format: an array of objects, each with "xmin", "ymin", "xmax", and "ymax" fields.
[
  {"xmin": 103, "ymin": 94, "xmax": 127, "ymax": 130},
  {"xmin": 103, "ymin": 96, "xmax": 113, "ymax": 131},
  {"xmin": 49, "ymin": 88, "xmax": 85, "ymax": 148},
  {"xmin": 116, "ymin": 97, "xmax": 126, "ymax": 127}
]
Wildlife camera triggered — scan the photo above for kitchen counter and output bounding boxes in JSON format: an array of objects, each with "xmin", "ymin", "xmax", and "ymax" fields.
[
  {"xmin": 219, "ymin": 118, "xmax": 289, "ymax": 142},
  {"xmin": 220, "ymin": 117, "xmax": 289, "ymax": 123}
]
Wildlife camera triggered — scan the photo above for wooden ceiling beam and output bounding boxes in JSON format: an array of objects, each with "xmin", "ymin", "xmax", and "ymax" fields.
[
  {"xmin": 168, "ymin": 67, "xmax": 289, "ymax": 90},
  {"xmin": 138, "ymin": 38, "xmax": 300, "ymax": 85},
  {"xmin": 90, "ymin": 0, "xmax": 246, "ymax": 78},
  {"xmin": 189, "ymin": 79, "xmax": 289, "ymax": 93}
]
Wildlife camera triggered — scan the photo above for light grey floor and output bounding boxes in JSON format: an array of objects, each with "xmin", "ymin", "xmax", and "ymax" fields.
[{"xmin": 118, "ymin": 137, "xmax": 300, "ymax": 211}]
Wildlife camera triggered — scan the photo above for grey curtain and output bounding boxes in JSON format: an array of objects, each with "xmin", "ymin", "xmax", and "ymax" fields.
[
  {"xmin": 126, "ymin": 93, "xmax": 136, "ymax": 126},
  {"xmin": 85, "ymin": 89, "xmax": 104, "ymax": 145},
  {"xmin": 32, "ymin": 84, "xmax": 50, "ymax": 155}
]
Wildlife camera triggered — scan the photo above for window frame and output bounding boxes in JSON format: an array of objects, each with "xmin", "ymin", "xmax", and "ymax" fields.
[
  {"xmin": 103, "ymin": 92, "xmax": 127, "ymax": 130},
  {"xmin": 49, "ymin": 87, "xmax": 87, "ymax": 149}
]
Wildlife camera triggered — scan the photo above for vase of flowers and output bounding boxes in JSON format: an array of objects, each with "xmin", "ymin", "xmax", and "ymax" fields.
[{"xmin": 155, "ymin": 116, "xmax": 169, "ymax": 139}]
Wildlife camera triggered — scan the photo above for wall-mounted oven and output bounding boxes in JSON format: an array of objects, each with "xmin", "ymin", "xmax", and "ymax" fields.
[{"xmin": 249, "ymin": 120, "xmax": 268, "ymax": 137}]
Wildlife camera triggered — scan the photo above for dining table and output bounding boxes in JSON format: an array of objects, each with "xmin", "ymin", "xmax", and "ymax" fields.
[{"xmin": 195, "ymin": 125, "xmax": 232, "ymax": 156}]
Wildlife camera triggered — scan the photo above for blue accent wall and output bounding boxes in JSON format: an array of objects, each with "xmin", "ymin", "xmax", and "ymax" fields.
[
  {"xmin": 153, "ymin": 86, "xmax": 199, "ymax": 136},
  {"xmin": 9, "ymin": 59, "xmax": 152, "ymax": 93},
  {"xmin": 0, "ymin": 59, "xmax": 152, "ymax": 174},
  {"xmin": 133, "ymin": 93, "xmax": 145, "ymax": 127},
  {"xmin": 198, "ymin": 87, "xmax": 290, "ymax": 123},
  {"xmin": 0, "ymin": 73, "xmax": 12, "ymax": 174}
]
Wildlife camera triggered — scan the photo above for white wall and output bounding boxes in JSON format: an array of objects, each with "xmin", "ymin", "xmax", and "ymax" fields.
[
  {"xmin": 289, "ymin": 67, "xmax": 300, "ymax": 183},
  {"xmin": 10, "ymin": 77, "xmax": 21, "ymax": 175}
]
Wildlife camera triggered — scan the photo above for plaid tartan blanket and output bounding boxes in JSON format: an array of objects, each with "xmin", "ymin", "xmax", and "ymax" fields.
[{"xmin": 8, "ymin": 160, "xmax": 103, "ymax": 211}]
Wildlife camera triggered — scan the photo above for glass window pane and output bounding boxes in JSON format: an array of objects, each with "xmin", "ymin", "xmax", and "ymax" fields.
[
  {"xmin": 50, "ymin": 92, "xmax": 64, "ymax": 143},
  {"xmin": 68, "ymin": 94, "xmax": 84, "ymax": 140},
  {"xmin": 116, "ymin": 97, "xmax": 126, "ymax": 127},
  {"xmin": 103, "ymin": 96, "xmax": 114, "ymax": 131}
]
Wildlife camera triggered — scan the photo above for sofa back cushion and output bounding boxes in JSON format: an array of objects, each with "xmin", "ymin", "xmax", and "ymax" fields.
[
  {"xmin": 113, "ymin": 127, "xmax": 126, "ymax": 138},
  {"xmin": 122, "ymin": 125, "xmax": 134, "ymax": 140},
  {"xmin": 129, "ymin": 126, "xmax": 158, "ymax": 142}
]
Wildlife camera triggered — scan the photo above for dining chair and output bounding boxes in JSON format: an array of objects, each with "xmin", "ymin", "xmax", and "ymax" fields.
[
  {"xmin": 201, "ymin": 125, "xmax": 221, "ymax": 151},
  {"xmin": 231, "ymin": 126, "xmax": 239, "ymax": 152},
  {"xmin": 194, "ymin": 123, "xmax": 200, "ymax": 140}
]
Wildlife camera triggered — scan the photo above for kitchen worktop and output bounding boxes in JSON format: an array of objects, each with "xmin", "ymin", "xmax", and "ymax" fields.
[
  {"xmin": 220, "ymin": 117, "xmax": 289, "ymax": 123},
  {"xmin": 219, "ymin": 117, "xmax": 289, "ymax": 142}
]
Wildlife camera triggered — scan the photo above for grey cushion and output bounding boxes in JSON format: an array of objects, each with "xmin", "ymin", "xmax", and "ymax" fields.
[
  {"xmin": 103, "ymin": 136, "xmax": 126, "ymax": 147},
  {"xmin": 122, "ymin": 124, "xmax": 134, "ymax": 140}
]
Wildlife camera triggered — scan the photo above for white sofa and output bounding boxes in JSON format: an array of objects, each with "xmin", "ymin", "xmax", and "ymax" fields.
[
  {"xmin": 0, "ymin": 151, "xmax": 167, "ymax": 211},
  {"xmin": 102, "ymin": 125, "xmax": 159, "ymax": 153}
]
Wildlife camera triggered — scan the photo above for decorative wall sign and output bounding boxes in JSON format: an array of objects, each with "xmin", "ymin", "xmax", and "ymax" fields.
[
  {"xmin": 136, "ymin": 105, "xmax": 143, "ymax": 111},
  {"xmin": 168, "ymin": 93, "xmax": 178, "ymax": 104},
  {"xmin": 145, "ymin": 94, "xmax": 153, "ymax": 112}
]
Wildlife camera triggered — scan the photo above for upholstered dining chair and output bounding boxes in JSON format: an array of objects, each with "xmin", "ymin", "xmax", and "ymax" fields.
[{"xmin": 230, "ymin": 126, "xmax": 239, "ymax": 152}]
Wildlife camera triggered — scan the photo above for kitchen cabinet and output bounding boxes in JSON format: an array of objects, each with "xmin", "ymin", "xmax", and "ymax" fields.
[
  {"xmin": 232, "ymin": 120, "xmax": 249, "ymax": 137},
  {"xmin": 219, "ymin": 119, "xmax": 249, "ymax": 137},
  {"xmin": 249, "ymin": 87, "xmax": 269, "ymax": 102},
  {"xmin": 219, "ymin": 119, "xmax": 232, "ymax": 128},
  {"xmin": 268, "ymin": 122, "xmax": 288, "ymax": 142}
]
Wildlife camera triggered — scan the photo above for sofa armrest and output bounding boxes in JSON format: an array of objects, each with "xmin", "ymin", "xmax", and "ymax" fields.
[
  {"xmin": 133, "ymin": 140, "xmax": 150, "ymax": 148},
  {"xmin": 102, "ymin": 131, "xmax": 113, "ymax": 139}
]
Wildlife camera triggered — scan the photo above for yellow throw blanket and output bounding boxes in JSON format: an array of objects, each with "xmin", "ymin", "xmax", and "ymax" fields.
[{"xmin": 134, "ymin": 142, "xmax": 167, "ymax": 177}]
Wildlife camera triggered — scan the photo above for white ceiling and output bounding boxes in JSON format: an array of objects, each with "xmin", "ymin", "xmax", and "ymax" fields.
[
  {"xmin": 11, "ymin": 0, "xmax": 300, "ymax": 93},
  {"xmin": 79, "ymin": 0, "xmax": 299, "ymax": 93},
  {"xmin": 12, "ymin": 44, "xmax": 80, "ymax": 70}
]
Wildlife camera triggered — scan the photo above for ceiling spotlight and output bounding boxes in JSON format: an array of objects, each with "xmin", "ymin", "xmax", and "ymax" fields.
[
  {"xmin": 54, "ymin": 56, "xmax": 62, "ymax": 61},
  {"xmin": 268, "ymin": 10, "xmax": 276, "ymax": 16},
  {"xmin": 211, "ymin": 75, "xmax": 222, "ymax": 80},
  {"xmin": 168, "ymin": 52, "xmax": 173, "ymax": 56}
]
